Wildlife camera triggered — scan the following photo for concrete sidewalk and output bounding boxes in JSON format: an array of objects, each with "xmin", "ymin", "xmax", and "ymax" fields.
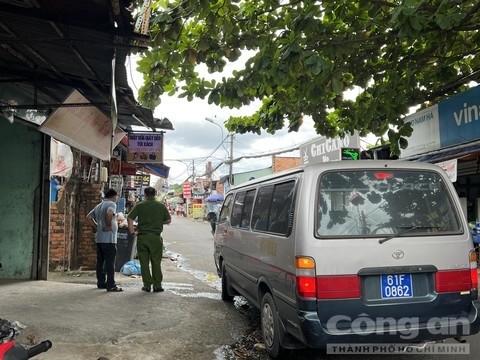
[{"xmin": 0, "ymin": 256, "xmax": 246, "ymax": 360}]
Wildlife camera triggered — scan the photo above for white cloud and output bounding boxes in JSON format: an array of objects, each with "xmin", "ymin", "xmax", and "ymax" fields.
[{"xmin": 126, "ymin": 56, "xmax": 321, "ymax": 183}]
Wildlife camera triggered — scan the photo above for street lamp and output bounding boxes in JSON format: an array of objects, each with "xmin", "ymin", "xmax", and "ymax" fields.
[{"xmin": 205, "ymin": 117, "xmax": 224, "ymax": 145}]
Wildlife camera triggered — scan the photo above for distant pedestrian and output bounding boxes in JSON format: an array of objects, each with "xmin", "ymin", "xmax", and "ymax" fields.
[
  {"xmin": 86, "ymin": 188, "xmax": 123, "ymax": 292},
  {"xmin": 206, "ymin": 211, "xmax": 217, "ymax": 235},
  {"xmin": 127, "ymin": 187, "xmax": 171, "ymax": 293},
  {"xmin": 175, "ymin": 203, "xmax": 182, "ymax": 217}
]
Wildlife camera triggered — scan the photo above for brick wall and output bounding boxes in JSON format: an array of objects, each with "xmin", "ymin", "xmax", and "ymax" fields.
[
  {"xmin": 75, "ymin": 182, "xmax": 103, "ymax": 270},
  {"xmin": 49, "ymin": 181, "xmax": 103, "ymax": 271},
  {"xmin": 272, "ymin": 156, "xmax": 301, "ymax": 173}
]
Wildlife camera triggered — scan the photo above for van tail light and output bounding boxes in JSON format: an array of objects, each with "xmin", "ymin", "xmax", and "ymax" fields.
[
  {"xmin": 435, "ymin": 252, "xmax": 478, "ymax": 294},
  {"xmin": 295, "ymin": 256, "xmax": 316, "ymax": 299},
  {"xmin": 435, "ymin": 270, "xmax": 471, "ymax": 292},
  {"xmin": 295, "ymin": 255, "xmax": 361, "ymax": 300},
  {"xmin": 469, "ymin": 250, "xmax": 478, "ymax": 292}
]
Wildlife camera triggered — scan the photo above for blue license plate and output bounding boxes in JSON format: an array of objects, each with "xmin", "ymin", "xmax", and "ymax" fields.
[{"xmin": 380, "ymin": 274, "xmax": 413, "ymax": 299}]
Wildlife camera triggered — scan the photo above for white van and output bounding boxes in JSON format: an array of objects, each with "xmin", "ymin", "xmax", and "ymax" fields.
[{"xmin": 214, "ymin": 160, "xmax": 480, "ymax": 358}]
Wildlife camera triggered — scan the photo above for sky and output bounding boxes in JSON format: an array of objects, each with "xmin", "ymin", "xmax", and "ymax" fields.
[{"xmin": 125, "ymin": 55, "xmax": 377, "ymax": 184}]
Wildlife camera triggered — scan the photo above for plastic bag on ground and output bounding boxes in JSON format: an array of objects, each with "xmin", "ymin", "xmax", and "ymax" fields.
[{"xmin": 120, "ymin": 259, "xmax": 141, "ymax": 276}]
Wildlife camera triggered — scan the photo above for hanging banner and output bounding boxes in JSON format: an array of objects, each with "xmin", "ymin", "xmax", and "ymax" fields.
[
  {"xmin": 39, "ymin": 90, "xmax": 125, "ymax": 161},
  {"xmin": 127, "ymin": 132, "xmax": 163, "ymax": 163},
  {"xmin": 50, "ymin": 138, "xmax": 73, "ymax": 178},
  {"xmin": 435, "ymin": 158, "xmax": 457, "ymax": 183}
]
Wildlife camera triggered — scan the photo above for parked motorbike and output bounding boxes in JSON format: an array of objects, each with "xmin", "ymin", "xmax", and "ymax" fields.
[{"xmin": 0, "ymin": 318, "xmax": 52, "ymax": 359}]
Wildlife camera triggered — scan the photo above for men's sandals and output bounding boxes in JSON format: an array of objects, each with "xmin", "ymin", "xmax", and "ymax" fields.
[{"xmin": 106, "ymin": 285, "xmax": 123, "ymax": 292}]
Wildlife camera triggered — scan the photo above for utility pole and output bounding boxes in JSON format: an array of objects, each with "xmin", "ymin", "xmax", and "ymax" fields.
[
  {"xmin": 192, "ymin": 159, "xmax": 195, "ymax": 183},
  {"xmin": 207, "ymin": 161, "xmax": 213, "ymax": 194},
  {"xmin": 228, "ymin": 133, "xmax": 234, "ymax": 186}
]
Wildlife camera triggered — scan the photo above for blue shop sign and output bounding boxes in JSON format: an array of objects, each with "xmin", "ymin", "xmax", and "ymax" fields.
[{"xmin": 439, "ymin": 86, "xmax": 480, "ymax": 148}]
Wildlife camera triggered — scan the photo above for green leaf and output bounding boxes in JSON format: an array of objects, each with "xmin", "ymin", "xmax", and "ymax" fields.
[
  {"xmin": 134, "ymin": 0, "xmax": 479, "ymax": 153},
  {"xmin": 332, "ymin": 77, "xmax": 343, "ymax": 94},
  {"xmin": 399, "ymin": 137, "xmax": 409, "ymax": 149}
]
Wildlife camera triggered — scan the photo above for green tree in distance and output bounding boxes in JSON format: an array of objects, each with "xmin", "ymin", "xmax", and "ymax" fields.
[{"xmin": 133, "ymin": 0, "xmax": 480, "ymax": 155}]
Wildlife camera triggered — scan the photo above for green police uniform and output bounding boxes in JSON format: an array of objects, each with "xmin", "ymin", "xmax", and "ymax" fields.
[{"xmin": 128, "ymin": 198, "xmax": 171, "ymax": 289}]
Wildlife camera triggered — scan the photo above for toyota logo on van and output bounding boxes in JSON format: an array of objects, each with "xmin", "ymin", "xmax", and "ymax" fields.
[{"xmin": 392, "ymin": 250, "xmax": 405, "ymax": 260}]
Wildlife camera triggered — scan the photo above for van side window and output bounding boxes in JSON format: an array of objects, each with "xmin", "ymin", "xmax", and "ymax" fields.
[
  {"xmin": 218, "ymin": 194, "xmax": 233, "ymax": 223},
  {"xmin": 252, "ymin": 186, "xmax": 274, "ymax": 231},
  {"xmin": 240, "ymin": 190, "xmax": 256, "ymax": 228},
  {"xmin": 268, "ymin": 181, "xmax": 295, "ymax": 235},
  {"xmin": 252, "ymin": 181, "xmax": 295, "ymax": 235},
  {"xmin": 231, "ymin": 190, "xmax": 256, "ymax": 228},
  {"xmin": 231, "ymin": 191, "xmax": 246, "ymax": 227}
]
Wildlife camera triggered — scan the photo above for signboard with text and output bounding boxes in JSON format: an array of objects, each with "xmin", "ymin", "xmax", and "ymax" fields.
[
  {"xmin": 341, "ymin": 148, "xmax": 360, "ymax": 160},
  {"xmin": 399, "ymin": 105, "xmax": 440, "ymax": 158},
  {"xmin": 134, "ymin": 174, "xmax": 151, "ymax": 187},
  {"xmin": 300, "ymin": 132, "xmax": 360, "ymax": 164},
  {"xmin": 127, "ymin": 132, "xmax": 163, "ymax": 163},
  {"xmin": 182, "ymin": 182, "xmax": 192, "ymax": 198},
  {"xmin": 109, "ymin": 158, "xmax": 137, "ymax": 175},
  {"xmin": 438, "ymin": 85, "xmax": 480, "ymax": 147},
  {"xmin": 400, "ymin": 85, "xmax": 480, "ymax": 159}
]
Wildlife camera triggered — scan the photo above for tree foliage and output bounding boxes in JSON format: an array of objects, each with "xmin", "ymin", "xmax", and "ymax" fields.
[{"xmin": 133, "ymin": 0, "xmax": 480, "ymax": 154}]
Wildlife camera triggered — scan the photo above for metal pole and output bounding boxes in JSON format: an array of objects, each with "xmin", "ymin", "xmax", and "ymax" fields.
[
  {"xmin": 208, "ymin": 161, "xmax": 213, "ymax": 194},
  {"xmin": 192, "ymin": 159, "xmax": 195, "ymax": 183},
  {"xmin": 229, "ymin": 133, "xmax": 234, "ymax": 186}
]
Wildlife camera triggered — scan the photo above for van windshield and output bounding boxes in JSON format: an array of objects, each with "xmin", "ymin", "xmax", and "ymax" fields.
[{"xmin": 316, "ymin": 169, "xmax": 462, "ymax": 238}]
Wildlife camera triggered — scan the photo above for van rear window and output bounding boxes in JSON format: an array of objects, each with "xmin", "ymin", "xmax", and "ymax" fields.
[{"xmin": 316, "ymin": 169, "xmax": 462, "ymax": 237}]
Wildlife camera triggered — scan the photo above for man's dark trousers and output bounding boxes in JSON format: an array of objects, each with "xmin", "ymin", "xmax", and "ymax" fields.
[{"xmin": 96, "ymin": 243, "xmax": 117, "ymax": 289}]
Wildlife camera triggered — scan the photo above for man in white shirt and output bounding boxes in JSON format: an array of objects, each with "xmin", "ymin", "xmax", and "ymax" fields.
[{"xmin": 86, "ymin": 188, "xmax": 123, "ymax": 292}]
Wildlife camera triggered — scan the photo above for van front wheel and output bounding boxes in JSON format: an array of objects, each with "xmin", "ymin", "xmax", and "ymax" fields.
[{"xmin": 261, "ymin": 292, "xmax": 284, "ymax": 358}]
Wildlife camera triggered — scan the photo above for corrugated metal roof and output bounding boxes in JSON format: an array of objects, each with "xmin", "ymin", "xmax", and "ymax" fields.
[{"xmin": 0, "ymin": 0, "xmax": 161, "ymax": 130}]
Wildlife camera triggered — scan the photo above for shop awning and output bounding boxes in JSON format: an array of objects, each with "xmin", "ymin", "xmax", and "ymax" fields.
[
  {"xmin": 140, "ymin": 163, "xmax": 170, "ymax": 179},
  {"xmin": 0, "ymin": 1, "xmax": 159, "ymax": 131},
  {"xmin": 414, "ymin": 140, "xmax": 480, "ymax": 163}
]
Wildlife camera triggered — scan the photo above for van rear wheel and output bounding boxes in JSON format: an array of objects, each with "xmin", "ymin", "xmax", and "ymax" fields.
[
  {"xmin": 261, "ymin": 292, "xmax": 284, "ymax": 358},
  {"xmin": 221, "ymin": 264, "xmax": 234, "ymax": 302}
]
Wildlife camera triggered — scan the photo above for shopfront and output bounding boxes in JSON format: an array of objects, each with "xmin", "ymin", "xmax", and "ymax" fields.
[{"xmin": 400, "ymin": 85, "xmax": 480, "ymax": 224}]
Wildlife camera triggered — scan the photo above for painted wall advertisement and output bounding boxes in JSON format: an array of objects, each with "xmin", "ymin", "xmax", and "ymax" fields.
[{"xmin": 127, "ymin": 132, "xmax": 163, "ymax": 163}]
